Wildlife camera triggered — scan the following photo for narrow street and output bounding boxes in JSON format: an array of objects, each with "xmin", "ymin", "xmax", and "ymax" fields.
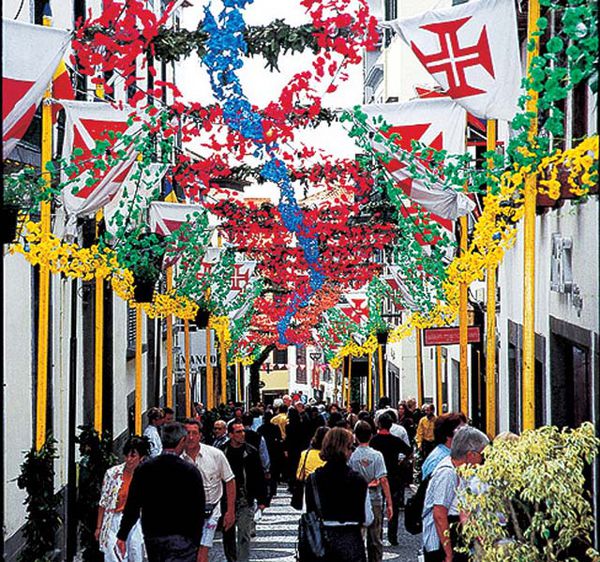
[{"xmin": 209, "ymin": 487, "xmax": 422, "ymax": 561}]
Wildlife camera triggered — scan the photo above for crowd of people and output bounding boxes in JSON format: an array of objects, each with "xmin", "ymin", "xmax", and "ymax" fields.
[{"xmin": 96, "ymin": 394, "xmax": 490, "ymax": 562}]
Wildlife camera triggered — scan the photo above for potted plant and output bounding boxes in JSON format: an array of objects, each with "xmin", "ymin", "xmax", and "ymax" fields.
[
  {"xmin": 194, "ymin": 305, "xmax": 210, "ymax": 329},
  {"xmin": 119, "ymin": 230, "xmax": 166, "ymax": 303},
  {"xmin": 375, "ymin": 326, "xmax": 389, "ymax": 345},
  {"xmin": 2, "ymin": 169, "xmax": 41, "ymax": 244}
]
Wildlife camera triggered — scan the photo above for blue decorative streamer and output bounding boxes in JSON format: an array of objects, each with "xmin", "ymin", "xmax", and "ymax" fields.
[{"xmin": 201, "ymin": 0, "xmax": 325, "ymax": 344}]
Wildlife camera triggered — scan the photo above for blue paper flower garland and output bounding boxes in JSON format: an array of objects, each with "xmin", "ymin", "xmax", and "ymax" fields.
[{"xmin": 201, "ymin": 0, "xmax": 325, "ymax": 344}]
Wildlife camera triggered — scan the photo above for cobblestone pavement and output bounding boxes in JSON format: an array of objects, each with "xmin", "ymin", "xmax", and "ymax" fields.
[{"xmin": 209, "ymin": 486, "xmax": 423, "ymax": 561}]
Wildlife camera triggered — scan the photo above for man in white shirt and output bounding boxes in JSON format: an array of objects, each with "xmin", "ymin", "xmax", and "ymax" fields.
[
  {"xmin": 182, "ymin": 418, "xmax": 236, "ymax": 562},
  {"xmin": 143, "ymin": 407, "xmax": 164, "ymax": 457},
  {"xmin": 422, "ymin": 426, "xmax": 488, "ymax": 562}
]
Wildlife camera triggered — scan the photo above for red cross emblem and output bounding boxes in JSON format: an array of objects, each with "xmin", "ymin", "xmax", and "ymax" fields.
[
  {"xmin": 340, "ymin": 296, "xmax": 369, "ymax": 325},
  {"xmin": 231, "ymin": 264, "xmax": 252, "ymax": 292},
  {"xmin": 411, "ymin": 17, "xmax": 495, "ymax": 98}
]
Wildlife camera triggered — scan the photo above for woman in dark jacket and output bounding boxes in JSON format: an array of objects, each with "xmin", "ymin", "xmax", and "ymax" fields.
[
  {"xmin": 304, "ymin": 428, "xmax": 370, "ymax": 562},
  {"xmin": 285, "ymin": 407, "xmax": 305, "ymax": 488}
]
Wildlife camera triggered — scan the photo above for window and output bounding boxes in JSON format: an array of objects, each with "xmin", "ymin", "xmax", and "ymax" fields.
[
  {"xmin": 384, "ymin": 0, "xmax": 397, "ymax": 48},
  {"xmin": 127, "ymin": 305, "xmax": 137, "ymax": 359},
  {"xmin": 273, "ymin": 348, "xmax": 288, "ymax": 365}
]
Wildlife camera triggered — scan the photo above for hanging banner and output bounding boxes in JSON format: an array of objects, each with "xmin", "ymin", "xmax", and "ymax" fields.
[
  {"xmin": 362, "ymin": 98, "xmax": 473, "ymax": 227},
  {"xmin": 385, "ymin": 0, "xmax": 522, "ymax": 121},
  {"xmin": 337, "ymin": 291, "xmax": 369, "ymax": 326},
  {"xmin": 2, "ymin": 18, "xmax": 71, "ymax": 158},
  {"xmin": 60, "ymin": 100, "xmax": 142, "ymax": 235},
  {"xmin": 149, "ymin": 201, "xmax": 206, "ymax": 237}
]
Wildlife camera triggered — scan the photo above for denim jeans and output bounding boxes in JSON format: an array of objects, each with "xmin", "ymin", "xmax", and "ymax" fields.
[{"xmin": 144, "ymin": 534, "xmax": 198, "ymax": 562}]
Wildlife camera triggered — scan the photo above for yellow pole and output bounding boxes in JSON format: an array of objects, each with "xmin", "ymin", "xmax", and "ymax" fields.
[
  {"xmin": 436, "ymin": 346, "xmax": 443, "ymax": 415},
  {"xmin": 415, "ymin": 328, "xmax": 424, "ymax": 406},
  {"xmin": 135, "ymin": 306, "xmax": 143, "ymax": 435},
  {"xmin": 459, "ymin": 214, "xmax": 469, "ymax": 416},
  {"xmin": 236, "ymin": 360, "xmax": 242, "ymax": 403},
  {"xmin": 347, "ymin": 357, "xmax": 352, "ymax": 407},
  {"xmin": 35, "ymin": 13, "xmax": 53, "ymax": 451},
  {"xmin": 220, "ymin": 337, "xmax": 227, "ymax": 406},
  {"xmin": 165, "ymin": 268, "xmax": 174, "ymax": 408},
  {"xmin": 206, "ymin": 325, "xmax": 213, "ymax": 409},
  {"xmin": 486, "ymin": 120, "xmax": 498, "ymax": 437},
  {"xmin": 205, "ymin": 289, "xmax": 214, "ymax": 410},
  {"xmin": 367, "ymin": 352, "xmax": 373, "ymax": 411},
  {"xmin": 377, "ymin": 344, "xmax": 384, "ymax": 400},
  {"xmin": 184, "ymin": 319, "xmax": 191, "ymax": 418},
  {"xmin": 93, "ymin": 83, "xmax": 105, "ymax": 435},
  {"xmin": 522, "ymin": 0, "xmax": 541, "ymax": 431},
  {"xmin": 93, "ymin": 271, "xmax": 104, "ymax": 434}
]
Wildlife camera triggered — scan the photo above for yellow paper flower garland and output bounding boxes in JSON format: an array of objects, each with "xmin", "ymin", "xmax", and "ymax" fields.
[{"xmin": 331, "ymin": 136, "xmax": 598, "ymax": 365}]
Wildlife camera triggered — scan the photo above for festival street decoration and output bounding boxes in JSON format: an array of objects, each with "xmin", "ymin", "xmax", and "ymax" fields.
[
  {"xmin": 384, "ymin": 0, "xmax": 522, "ymax": 121},
  {"xmin": 59, "ymin": 101, "xmax": 142, "ymax": 236},
  {"xmin": 361, "ymin": 98, "xmax": 473, "ymax": 225},
  {"xmin": 3, "ymin": 0, "xmax": 598, "ymax": 364},
  {"xmin": 2, "ymin": 18, "xmax": 71, "ymax": 158}
]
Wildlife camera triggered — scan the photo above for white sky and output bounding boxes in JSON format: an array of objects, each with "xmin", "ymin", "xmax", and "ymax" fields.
[{"xmin": 176, "ymin": 0, "xmax": 364, "ymax": 201}]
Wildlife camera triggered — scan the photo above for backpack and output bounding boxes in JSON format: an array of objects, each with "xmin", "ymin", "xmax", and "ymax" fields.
[
  {"xmin": 404, "ymin": 473, "xmax": 433, "ymax": 535},
  {"xmin": 404, "ymin": 464, "xmax": 454, "ymax": 535}
]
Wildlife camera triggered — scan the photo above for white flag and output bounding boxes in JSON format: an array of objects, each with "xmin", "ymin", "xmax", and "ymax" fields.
[
  {"xmin": 149, "ymin": 201, "xmax": 206, "ymax": 237},
  {"xmin": 60, "ymin": 101, "xmax": 142, "ymax": 235},
  {"xmin": 337, "ymin": 292, "xmax": 369, "ymax": 326},
  {"xmin": 362, "ymin": 98, "xmax": 474, "ymax": 225},
  {"xmin": 385, "ymin": 0, "xmax": 522, "ymax": 121},
  {"xmin": 2, "ymin": 19, "xmax": 71, "ymax": 158}
]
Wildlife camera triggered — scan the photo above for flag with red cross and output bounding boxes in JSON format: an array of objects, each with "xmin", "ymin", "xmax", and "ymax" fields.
[
  {"xmin": 386, "ymin": 0, "xmax": 521, "ymax": 121},
  {"xmin": 338, "ymin": 292, "xmax": 370, "ymax": 326},
  {"xmin": 59, "ymin": 101, "xmax": 142, "ymax": 236},
  {"xmin": 362, "ymin": 98, "xmax": 474, "ymax": 233},
  {"xmin": 2, "ymin": 19, "xmax": 70, "ymax": 158}
]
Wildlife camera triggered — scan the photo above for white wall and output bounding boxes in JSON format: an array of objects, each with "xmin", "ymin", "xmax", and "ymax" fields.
[
  {"xmin": 3, "ymin": 252, "xmax": 33, "ymax": 540},
  {"xmin": 497, "ymin": 198, "xmax": 599, "ymax": 431}
]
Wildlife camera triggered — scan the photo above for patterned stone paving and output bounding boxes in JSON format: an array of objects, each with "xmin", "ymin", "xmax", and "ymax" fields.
[{"xmin": 209, "ymin": 486, "xmax": 423, "ymax": 561}]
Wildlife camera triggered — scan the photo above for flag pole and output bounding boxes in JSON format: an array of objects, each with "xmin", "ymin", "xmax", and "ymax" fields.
[
  {"xmin": 459, "ymin": 111, "xmax": 470, "ymax": 416},
  {"xmin": 220, "ymin": 336, "xmax": 227, "ymax": 406},
  {"xmin": 36, "ymin": 11, "xmax": 53, "ymax": 451},
  {"xmin": 415, "ymin": 327, "xmax": 424, "ymax": 406},
  {"xmin": 205, "ymin": 289, "xmax": 214, "ymax": 410},
  {"xmin": 485, "ymin": 119, "xmax": 498, "ymax": 437},
  {"xmin": 135, "ymin": 306, "xmax": 143, "ymax": 434},
  {"xmin": 377, "ymin": 344, "xmax": 384, "ymax": 401},
  {"xmin": 459, "ymin": 218, "xmax": 469, "ymax": 416},
  {"xmin": 522, "ymin": 0, "xmax": 541, "ymax": 431},
  {"xmin": 347, "ymin": 357, "xmax": 352, "ymax": 408},
  {"xmin": 93, "ymin": 82, "xmax": 105, "ymax": 436},
  {"xmin": 165, "ymin": 267, "xmax": 174, "ymax": 408},
  {"xmin": 436, "ymin": 345, "xmax": 443, "ymax": 415},
  {"xmin": 236, "ymin": 360, "xmax": 242, "ymax": 403},
  {"xmin": 367, "ymin": 352, "xmax": 373, "ymax": 411},
  {"xmin": 184, "ymin": 319, "xmax": 191, "ymax": 417}
]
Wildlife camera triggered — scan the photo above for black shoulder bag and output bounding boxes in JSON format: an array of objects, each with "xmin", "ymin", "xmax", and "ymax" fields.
[
  {"xmin": 291, "ymin": 449, "xmax": 310, "ymax": 510},
  {"xmin": 296, "ymin": 473, "xmax": 327, "ymax": 562}
]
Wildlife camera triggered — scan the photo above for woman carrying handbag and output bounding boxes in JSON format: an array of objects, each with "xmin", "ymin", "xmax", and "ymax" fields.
[{"xmin": 298, "ymin": 428, "xmax": 372, "ymax": 562}]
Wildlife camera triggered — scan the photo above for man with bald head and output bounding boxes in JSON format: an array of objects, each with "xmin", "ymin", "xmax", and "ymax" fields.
[{"xmin": 212, "ymin": 420, "xmax": 228, "ymax": 449}]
